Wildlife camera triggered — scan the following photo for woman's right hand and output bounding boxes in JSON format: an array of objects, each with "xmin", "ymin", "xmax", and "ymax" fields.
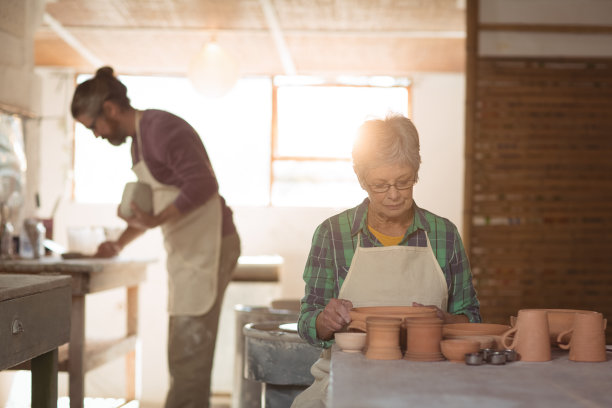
[{"xmin": 315, "ymin": 298, "xmax": 353, "ymax": 341}]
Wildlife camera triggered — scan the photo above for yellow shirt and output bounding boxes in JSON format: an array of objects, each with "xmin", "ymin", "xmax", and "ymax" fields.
[{"xmin": 368, "ymin": 225, "xmax": 403, "ymax": 246}]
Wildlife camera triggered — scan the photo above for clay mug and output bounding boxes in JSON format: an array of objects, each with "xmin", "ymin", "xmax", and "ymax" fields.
[
  {"xmin": 556, "ymin": 311, "xmax": 607, "ymax": 362},
  {"xmin": 501, "ymin": 309, "xmax": 551, "ymax": 362}
]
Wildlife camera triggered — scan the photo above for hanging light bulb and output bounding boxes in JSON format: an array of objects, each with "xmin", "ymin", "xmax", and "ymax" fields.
[{"xmin": 188, "ymin": 41, "xmax": 239, "ymax": 98}]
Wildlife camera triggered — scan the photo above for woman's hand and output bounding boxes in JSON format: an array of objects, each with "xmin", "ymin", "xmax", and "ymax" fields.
[
  {"xmin": 316, "ymin": 298, "xmax": 354, "ymax": 341},
  {"xmin": 412, "ymin": 301, "xmax": 468, "ymax": 324}
]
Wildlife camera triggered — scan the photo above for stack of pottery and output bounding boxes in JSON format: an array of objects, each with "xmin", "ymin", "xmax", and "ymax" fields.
[
  {"xmin": 348, "ymin": 306, "xmax": 438, "ymax": 332},
  {"xmin": 365, "ymin": 317, "xmax": 403, "ymax": 360},
  {"xmin": 403, "ymin": 316, "xmax": 444, "ymax": 361},
  {"xmin": 557, "ymin": 311, "xmax": 607, "ymax": 362}
]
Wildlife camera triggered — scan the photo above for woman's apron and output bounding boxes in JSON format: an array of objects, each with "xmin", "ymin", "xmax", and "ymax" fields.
[
  {"xmin": 133, "ymin": 111, "xmax": 222, "ymax": 316},
  {"xmin": 291, "ymin": 230, "xmax": 448, "ymax": 408}
]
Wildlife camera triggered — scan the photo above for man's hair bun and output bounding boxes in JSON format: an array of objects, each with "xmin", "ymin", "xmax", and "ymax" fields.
[{"xmin": 96, "ymin": 66, "xmax": 115, "ymax": 78}]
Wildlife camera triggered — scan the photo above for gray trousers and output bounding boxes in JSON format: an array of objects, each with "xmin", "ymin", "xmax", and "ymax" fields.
[{"xmin": 164, "ymin": 232, "xmax": 241, "ymax": 408}]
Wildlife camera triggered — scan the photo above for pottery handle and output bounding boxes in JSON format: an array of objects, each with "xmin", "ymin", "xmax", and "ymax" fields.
[
  {"xmin": 500, "ymin": 327, "xmax": 518, "ymax": 349},
  {"xmin": 557, "ymin": 328, "xmax": 573, "ymax": 350},
  {"xmin": 603, "ymin": 318, "xmax": 607, "ymax": 331},
  {"xmin": 509, "ymin": 315, "xmax": 516, "ymax": 327},
  {"xmin": 347, "ymin": 320, "xmax": 367, "ymax": 332}
]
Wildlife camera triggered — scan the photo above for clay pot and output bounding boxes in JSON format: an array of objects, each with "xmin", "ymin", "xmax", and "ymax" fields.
[
  {"xmin": 348, "ymin": 306, "xmax": 437, "ymax": 332},
  {"xmin": 501, "ymin": 309, "xmax": 551, "ymax": 362},
  {"xmin": 365, "ymin": 317, "xmax": 403, "ymax": 360},
  {"xmin": 557, "ymin": 311, "xmax": 607, "ymax": 362},
  {"xmin": 334, "ymin": 332, "xmax": 367, "ymax": 353},
  {"xmin": 440, "ymin": 339, "xmax": 480, "ymax": 363},
  {"xmin": 510, "ymin": 309, "xmax": 593, "ymax": 345},
  {"xmin": 403, "ymin": 317, "xmax": 443, "ymax": 360}
]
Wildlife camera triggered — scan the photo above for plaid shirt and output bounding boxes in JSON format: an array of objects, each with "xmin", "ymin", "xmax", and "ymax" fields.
[{"xmin": 298, "ymin": 198, "xmax": 482, "ymax": 348}]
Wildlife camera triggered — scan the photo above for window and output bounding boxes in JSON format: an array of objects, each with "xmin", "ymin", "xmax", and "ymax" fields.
[{"xmin": 74, "ymin": 75, "xmax": 410, "ymax": 207}]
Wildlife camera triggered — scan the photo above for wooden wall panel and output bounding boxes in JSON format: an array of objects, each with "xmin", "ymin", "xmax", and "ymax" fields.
[{"xmin": 467, "ymin": 57, "xmax": 612, "ymax": 342}]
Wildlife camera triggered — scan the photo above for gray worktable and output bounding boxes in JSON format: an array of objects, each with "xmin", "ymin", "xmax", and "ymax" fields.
[{"xmin": 329, "ymin": 346, "xmax": 612, "ymax": 407}]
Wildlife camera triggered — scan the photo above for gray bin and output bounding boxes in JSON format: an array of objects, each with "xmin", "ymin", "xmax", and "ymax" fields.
[
  {"xmin": 234, "ymin": 305, "xmax": 299, "ymax": 408},
  {"xmin": 244, "ymin": 323, "xmax": 321, "ymax": 408}
]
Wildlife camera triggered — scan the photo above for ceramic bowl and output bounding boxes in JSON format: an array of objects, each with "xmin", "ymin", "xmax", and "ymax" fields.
[
  {"xmin": 335, "ymin": 332, "xmax": 367, "ymax": 353},
  {"xmin": 442, "ymin": 323, "xmax": 511, "ymax": 337},
  {"xmin": 440, "ymin": 339, "xmax": 480, "ymax": 362},
  {"xmin": 442, "ymin": 335, "xmax": 495, "ymax": 350}
]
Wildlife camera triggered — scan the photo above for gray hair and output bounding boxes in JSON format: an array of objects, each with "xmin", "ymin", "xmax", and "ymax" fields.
[
  {"xmin": 352, "ymin": 114, "xmax": 421, "ymax": 180},
  {"xmin": 71, "ymin": 66, "xmax": 131, "ymax": 118}
]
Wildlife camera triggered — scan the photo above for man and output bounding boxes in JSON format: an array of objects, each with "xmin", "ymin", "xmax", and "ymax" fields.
[{"xmin": 71, "ymin": 66, "xmax": 241, "ymax": 408}]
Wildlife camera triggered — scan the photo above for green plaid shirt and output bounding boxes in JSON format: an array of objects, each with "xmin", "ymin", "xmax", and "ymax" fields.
[{"xmin": 298, "ymin": 198, "xmax": 481, "ymax": 348}]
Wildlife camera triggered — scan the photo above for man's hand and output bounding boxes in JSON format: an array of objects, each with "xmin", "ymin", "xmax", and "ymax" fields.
[
  {"xmin": 94, "ymin": 240, "xmax": 123, "ymax": 258},
  {"xmin": 316, "ymin": 298, "xmax": 354, "ymax": 341},
  {"xmin": 117, "ymin": 202, "xmax": 159, "ymax": 230}
]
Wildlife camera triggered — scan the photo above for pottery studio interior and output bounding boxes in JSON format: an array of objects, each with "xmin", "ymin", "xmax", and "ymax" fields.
[{"xmin": 1, "ymin": 0, "xmax": 611, "ymax": 407}]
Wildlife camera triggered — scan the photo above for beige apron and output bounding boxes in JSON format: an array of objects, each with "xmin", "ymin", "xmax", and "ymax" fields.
[
  {"xmin": 291, "ymin": 229, "xmax": 448, "ymax": 408},
  {"xmin": 133, "ymin": 111, "xmax": 222, "ymax": 316}
]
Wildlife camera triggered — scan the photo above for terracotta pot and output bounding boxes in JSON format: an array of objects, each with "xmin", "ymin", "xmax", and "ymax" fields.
[
  {"xmin": 404, "ymin": 317, "xmax": 443, "ymax": 355},
  {"xmin": 501, "ymin": 309, "xmax": 551, "ymax": 362},
  {"xmin": 557, "ymin": 311, "xmax": 607, "ymax": 362},
  {"xmin": 348, "ymin": 306, "xmax": 437, "ymax": 332},
  {"xmin": 510, "ymin": 308, "xmax": 594, "ymax": 345},
  {"xmin": 365, "ymin": 317, "xmax": 403, "ymax": 360},
  {"xmin": 440, "ymin": 339, "xmax": 480, "ymax": 363}
]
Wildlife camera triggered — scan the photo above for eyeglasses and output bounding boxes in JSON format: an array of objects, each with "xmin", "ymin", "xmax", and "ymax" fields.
[
  {"xmin": 368, "ymin": 178, "xmax": 416, "ymax": 193},
  {"xmin": 85, "ymin": 107, "xmax": 103, "ymax": 133}
]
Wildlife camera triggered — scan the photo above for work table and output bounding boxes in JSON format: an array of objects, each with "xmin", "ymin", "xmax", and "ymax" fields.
[
  {"xmin": 329, "ymin": 346, "xmax": 612, "ymax": 407},
  {"xmin": 0, "ymin": 256, "xmax": 152, "ymax": 408}
]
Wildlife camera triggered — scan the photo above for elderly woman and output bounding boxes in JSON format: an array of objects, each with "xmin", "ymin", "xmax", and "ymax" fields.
[{"xmin": 291, "ymin": 114, "xmax": 481, "ymax": 408}]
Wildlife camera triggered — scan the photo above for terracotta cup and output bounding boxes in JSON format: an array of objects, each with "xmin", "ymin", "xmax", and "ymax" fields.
[
  {"xmin": 501, "ymin": 309, "xmax": 551, "ymax": 362},
  {"xmin": 557, "ymin": 311, "xmax": 607, "ymax": 362},
  {"xmin": 365, "ymin": 317, "xmax": 403, "ymax": 360}
]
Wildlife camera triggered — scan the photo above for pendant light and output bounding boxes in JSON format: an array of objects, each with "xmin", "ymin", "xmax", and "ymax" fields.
[{"xmin": 188, "ymin": 40, "xmax": 239, "ymax": 98}]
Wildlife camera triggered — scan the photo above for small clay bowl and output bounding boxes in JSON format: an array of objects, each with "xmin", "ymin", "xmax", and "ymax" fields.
[
  {"xmin": 334, "ymin": 332, "xmax": 367, "ymax": 353},
  {"xmin": 440, "ymin": 339, "xmax": 480, "ymax": 362}
]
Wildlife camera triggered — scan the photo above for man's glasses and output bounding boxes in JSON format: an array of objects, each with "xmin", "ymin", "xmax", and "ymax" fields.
[
  {"xmin": 85, "ymin": 107, "xmax": 103, "ymax": 133},
  {"xmin": 368, "ymin": 179, "xmax": 416, "ymax": 193}
]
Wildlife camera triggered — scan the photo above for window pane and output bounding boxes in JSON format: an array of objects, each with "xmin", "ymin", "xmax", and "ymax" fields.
[
  {"xmin": 73, "ymin": 76, "xmax": 272, "ymax": 206},
  {"xmin": 271, "ymin": 160, "xmax": 365, "ymax": 207},
  {"xmin": 276, "ymin": 86, "xmax": 409, "ymax": 158}
]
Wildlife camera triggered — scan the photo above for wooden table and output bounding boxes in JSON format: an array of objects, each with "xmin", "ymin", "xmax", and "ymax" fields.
[
  {"xmin": 0, "ymin": 274, "xmax": 71, "ymax": 408},
  {"xmin": 0, "ymin": 257, "xmax": 151, "ymax": 408},
  {"xmin": 329, "ymin": 346, "xmax": 612, "ymax": 407}
]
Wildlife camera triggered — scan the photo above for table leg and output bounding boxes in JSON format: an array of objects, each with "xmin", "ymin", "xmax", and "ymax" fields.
[
  {"xmin": 69, "ymin": 295, "xmax": 85, "ymax": 408},
  {"xmin": 31, "ymin": 348, "xmax": 58, "ymax": 408},
  {"xmin": 126, "ymin": 286, "xmax": 139, "ymax": 401}
]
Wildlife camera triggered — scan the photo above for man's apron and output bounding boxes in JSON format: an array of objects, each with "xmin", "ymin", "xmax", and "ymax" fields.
[
  {"xmin": 133, "ymin": 111, "xmax": 222, "ymax": 316},
  {"xmin": 291, "ymin": 229, "xmax": 448, "ymax": 408}
]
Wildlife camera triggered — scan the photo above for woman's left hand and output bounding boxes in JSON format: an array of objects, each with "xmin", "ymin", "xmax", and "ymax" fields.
[{"xmin": 412, "ymin": 302, "xmax": 468, "ymax": 324}]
